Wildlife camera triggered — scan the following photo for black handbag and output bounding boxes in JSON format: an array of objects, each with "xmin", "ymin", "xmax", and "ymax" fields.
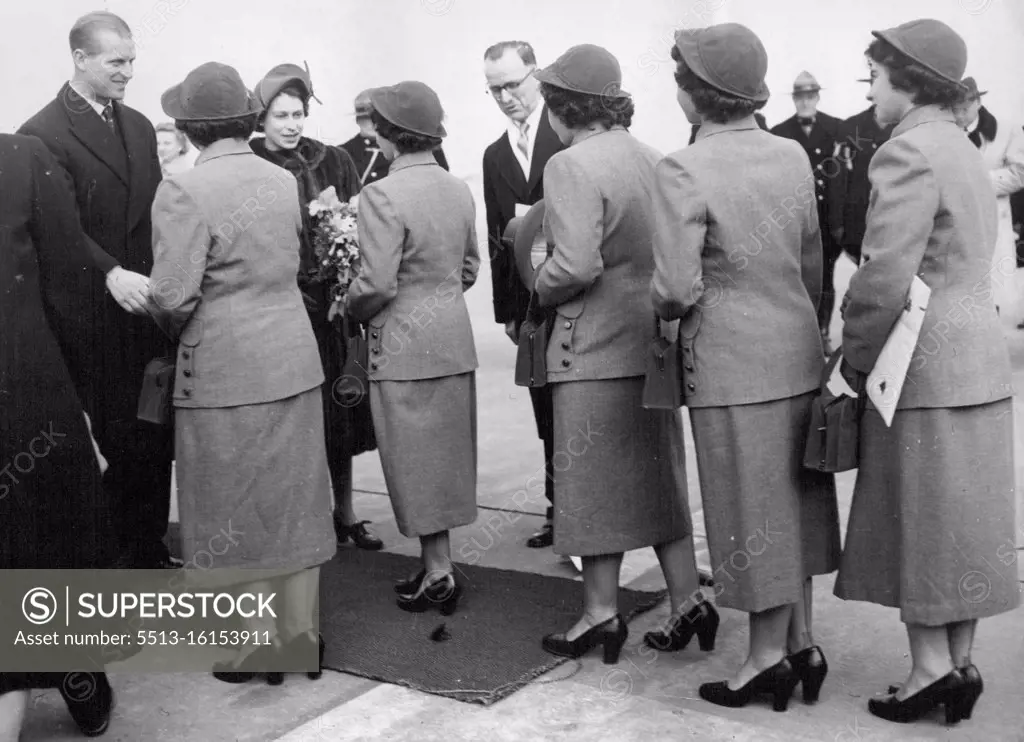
[
  {"xmin": 642, "ymin": 317, "xmax": 683, "ymax": 410},
  {"xmin": 137, "ymin": 356, "xmax": 176, "ymax": 426},
  {"xmin": 334, "ymin": 316, "xmax": 370, "ymax": 407},
  {"xmin": 514, "ymin": 292, "xmax": 551, "ymax": 388},
  {"xmin": 803, "ymin": 350, "xmax": 864, "ymax": 473}
]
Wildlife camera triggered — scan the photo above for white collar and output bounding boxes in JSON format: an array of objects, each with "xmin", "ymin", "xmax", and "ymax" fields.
[{"xmin": 68, "ymin": 80, "xmax": 109, "ymax": 117}]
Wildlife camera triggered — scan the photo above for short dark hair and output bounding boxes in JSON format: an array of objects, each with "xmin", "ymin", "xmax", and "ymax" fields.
[
  {"xmin": 176, "ymin": 115, "xmax": 258, "ymax": 149},
  {"xmin": 256, "ymin": 85, "xmax": 310, "ymax": 132},
  {"xmin": 69, "ymin": 11, "xmax": 132, "ymax": 54},
  {"xmin": 369, "ymin": 110, "xmax": 442, "ymax": 154},
  {"xmin": 483, "ymin": 40, "xmax": 537, "ymax": 67},
  {"xmin": 539, "ymin": 82, "xmax": 634, "ymax": 130},
  {"xmin": 866, "ymin": 38, "xmax": 964, "ymax": 108},
  {"xmin": 670, "ymin": 45, "xmax": 759, "ymax": 124}
]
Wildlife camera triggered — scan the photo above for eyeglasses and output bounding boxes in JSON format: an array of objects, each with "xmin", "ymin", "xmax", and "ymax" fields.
[{"xmin": 486, "ymin": 69, "xmax": 535, "ymax": 98}]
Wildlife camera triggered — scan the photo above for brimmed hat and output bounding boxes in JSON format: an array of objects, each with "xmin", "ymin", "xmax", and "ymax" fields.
[
  {"xmin": 161, "ymin": 62, "xmax": 261, "ymax": 122},
  {"xmin": 534, "ymin": 44, "xmax": 630, "ymax": 99},
  {"xmin": 368, "ymin": 81, "xmax": 446, "ymax": 138},
  {"xmin": 959, "ymin": 76, "xmax": 988, "ymax": 100},
  {"xmin": 354, "ymin": 89, "xmax": 374, "ymax": 117},
  {"xmin": 254, "ymin": 62, "xmax": 322, "ymax": 109},
  {"xmin": 792, "ymin": 71, "xmax": 821, "ymax": 95},
  {"xmin": 673, "ymin": 24, "xmax": 769, "ymax": 102},
  {"xmin": 871, "ymin": 19, "xmax": 967, "ymax": 86}
]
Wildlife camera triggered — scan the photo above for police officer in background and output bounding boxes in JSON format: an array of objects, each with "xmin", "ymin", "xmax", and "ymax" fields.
[
  {"xmin": 771, "ymin": 71, "xmax": 843, "ymax": 353},
  {"xmin": 341, "ymin": 89, "xmax": 450, "ymax": 186},
  {"xmin": 829, "ymin": 79, "xmax": 894, "ymax": 267}
]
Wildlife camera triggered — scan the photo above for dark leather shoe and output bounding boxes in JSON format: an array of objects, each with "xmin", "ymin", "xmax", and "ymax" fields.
[
  {"xmin": 336, "ymin": 520, "xmax": 384, "ymax": 551},
  {"xmin": 542, "ymin": 614, "xmax": 628, "ymax": 664},
  {"xmin": 527, "ymin": 522, "xmax": 553, "ymax": 548},
  {"xmin": 699, "ymin": 659, "xmax": 800, "ymax": 712},
  {"xmin": 788, "ymin": 645, "xmax": 828, "ymax": 703},
  {"xmin": 643, "ymin": 601, "xmax": 719, "ymax": 653},
  {"xmin": 868, "ymin": 670, "xmax": 966, "ymax": 725}
]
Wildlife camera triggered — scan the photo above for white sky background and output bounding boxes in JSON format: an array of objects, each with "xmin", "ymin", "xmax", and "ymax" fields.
[{"xmin": 3, "ymin": 0, "xmax": 1022, "ymax": 182}]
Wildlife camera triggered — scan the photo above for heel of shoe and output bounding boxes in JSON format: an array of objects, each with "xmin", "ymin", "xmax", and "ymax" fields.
[
  {"xmin": 696, "ymin": 605, "xmax": 720, "ymax": 652},
  {"xmin": 440, "ymin": 583, "xmax": 461, "ymax": 616},
  {"xmin": 266, "ymin": 672, "xmax": 284, "ymax": 686},
  {"xmin": 602, "ymin": 632, "xmax": 627, "ymax": 665},
  {"xmin": 772, "ymin": 676, "xmax": 800, "ymax": 712},
  {"xmin": 802, "ymin": 671, "xmax": 825, "ymax": 704},
  {"xmin": 308, "ymin": 635, "xmax": 325, "ymax": 680}
]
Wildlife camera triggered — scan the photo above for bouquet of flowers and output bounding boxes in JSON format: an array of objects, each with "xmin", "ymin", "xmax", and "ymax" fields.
[{"xmin": 309, "ymin": 185, "xmax": 361, "ymax": 321}]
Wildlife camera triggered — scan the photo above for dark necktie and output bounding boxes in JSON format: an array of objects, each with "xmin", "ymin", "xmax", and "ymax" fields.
[
  {"xmin": 968, "ymin": 127, "xmax": 982, "ymax": 148},
  {"xmin": 101, "ymin": 104, "xmax": 116, "ymax": 135},
  {"xmin": 797, "ymin": 117, "xmax": 815, "ymax": 127}
]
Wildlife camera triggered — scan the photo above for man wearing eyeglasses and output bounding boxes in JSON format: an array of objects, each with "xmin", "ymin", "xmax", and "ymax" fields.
[{"xmin": 482, "ymin": 40, "xmax": 565, "ymax": 549}]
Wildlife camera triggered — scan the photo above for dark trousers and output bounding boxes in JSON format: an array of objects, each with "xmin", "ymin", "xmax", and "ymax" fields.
[
  {"xmin": 528, "ymin": 385, "xmax": 555, "ymax": 521},
  {"xmin": 100, "ymin": 416, "xmax": 173, "ymax": 564},
  {"xmin": 818, "ymin": 244, "xmax": 841, "ymax": 332}
]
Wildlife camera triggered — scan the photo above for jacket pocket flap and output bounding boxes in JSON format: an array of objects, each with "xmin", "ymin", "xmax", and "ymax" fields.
[
  {"xmin": 179, "ymin": 320, "xmax": 203, "ymax": 348},
  {"xmin": 555, "ymin": 295, "xmax": 586, "ymax": 320}
]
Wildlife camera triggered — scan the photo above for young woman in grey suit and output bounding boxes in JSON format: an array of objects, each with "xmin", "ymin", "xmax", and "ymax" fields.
[
  {"xmin": 835, "ymin": 20, "xmax": 1018, "ymax": 726},
  {"xmin": 651, "ymin": 25, "xmax": 841, "ymax": 711},
  {"xmin": 149, "ymin": 62, "xmax": 337, "ymax": 685},
  {"xmin": 530, "ymin": 45, "xmax": 712, "ymax": 666},
  {"xmin": 345, "ymin": 81, "xmax": 479, "ymax": 614}
]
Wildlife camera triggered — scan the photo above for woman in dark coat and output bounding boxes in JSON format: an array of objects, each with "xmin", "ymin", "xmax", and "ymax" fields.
[
  {"xmin": 530, "ymin": 45, "xmax": 709, "ymax": 667},
  {"xmin": 0, "ymin": 134, "xmax": 118, "ymax": 737},
  {"xmin": 651, "ymin": 24, "xmax": 840, "ymax": 712},
  {"xmin": 835, "ymin": 19, "xmax": 1019, "ymax": 726},
  {"xmin": 251, "ymin": 63, "xmax": 382, "ymax": 551}
]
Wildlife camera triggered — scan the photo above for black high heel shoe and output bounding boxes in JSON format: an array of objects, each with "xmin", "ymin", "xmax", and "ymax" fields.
[
  {"xmin": 284, "ymin": 632, "xmax": 326, "ymax": 680},
  {"xmin": 788, "ymin": 645, "xmax": 828, "ymax": 704},
  {"xmin": 59, "ymin": 671, "xmax": 114, "ymax": 738},
  {"xmin": 394, "ymin": 569, "xmax": 426, "ymax": 596},
  {"xmin": 958, "ymin": 664, "xmax": 983, "ymax": 720},
  {"xmin": 868, "ymin": 670, "xmax": 965, "ymax": 725},
  {"xmin": 396, "ymin": 571, "xmax": 461, "ymax": 615},
  {"xmin": 699, "ymin": 658, "xmax": 800, "ymax": 712},
  {"xmin": 212, "ymin": 642, "xmax": 284, "ymax": 686},
  {"xmin": 643, "ymin": 601, "xmax": 719, "ymax": 653},
  {"xmin": 541, "ymin": 614, "xmax": 628, "ymax": 665}
]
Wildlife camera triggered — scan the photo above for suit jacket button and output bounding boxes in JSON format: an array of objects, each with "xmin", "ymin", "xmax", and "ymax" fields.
[
  {"xmin": 687, "ymin": 383, "xmax": 695, "ymax": 392},
  {"xmin": 815, "ymin": 148, "xmax": 821, "ymax": 154},
  {"xmin": 371, "ymin": 332, "xmax": 379, "ymax": 339},
  {"xmin": 371, "ymin": 348, "xmax": 380, "ymax": 355},
  {"xmin": 561, "ymin": 341, "xmax": 570, "ymax": 350},
  {"xmin": 561, "ymin": 359, "xmax": 571, "ymax": 367},
  {"xmin": 685, "ymin": 364, "xmax": 694, "ymax": 372},
  {"xmin": 371, "ymin": 363, "xmax": 379, "ymax": 371},
  {"xmin": 182, "ymin": 351, "xmax": 191, "ymax": 360},
  {"xmin": 564, "ymin": 321, "xmax": 572, "ymax": 329},
  {"xmin": 182, "ymin": 388, "xmax": 192, "ymax": 397},
  {"xmin": 183, "ymin": 370, "xmax": 192, "ymax": 377},
  {"xmin": 371, "ymin": 172, "xmax": 377, "ymax": 177}
]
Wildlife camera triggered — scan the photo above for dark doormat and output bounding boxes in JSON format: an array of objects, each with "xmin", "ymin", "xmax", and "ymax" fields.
[{"xmin": 316, "ymin": 548, "xmax": 666, "ymax": 705}]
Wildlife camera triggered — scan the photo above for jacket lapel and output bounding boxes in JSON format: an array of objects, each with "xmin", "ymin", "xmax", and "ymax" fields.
[
  {"xmin": 61, "ymin": 83, "xmax": 129, "ymax": 186},
  {"xmin": 119, "ymin": 104, "xmax": 156, "ymax": 227},
  {"xmin": 527, "ymin": 106, "xmax": 561, "ymax": 194},
  {"xmin": 495, "ymin": 132, "xmax": 528, "ymax": 200}
]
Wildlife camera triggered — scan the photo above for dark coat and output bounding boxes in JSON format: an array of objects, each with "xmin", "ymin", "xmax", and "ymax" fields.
[
  {"xmin": 830, "ymin": 106, "xmax": 894, "ymax": 262},
  {"xmin": 340, "ymin": 133, "xmax": 449, "ymax": 187},
  {"xmin": 17, "ymin": 84, "xmax": 171, "ymax": 428},
  {"xmin": 482, "ymin": 105, "xmax": 565, "ymax": 325},
  {"xmin": 771, "ymin": 112, "xmax": 844, "ymax": 261},
  {"xmin": 249, "ymin": 135, "xmax": 375, "ymax": 457},
  {"xmin": 0, "ymin": 134, "xmax": 117, "ymax": 568}
]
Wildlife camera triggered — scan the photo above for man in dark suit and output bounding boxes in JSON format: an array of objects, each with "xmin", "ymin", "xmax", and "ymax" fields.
[
  {"xmin": 771, "ymin": 71, "xmax": 843, "ymax": 353},
  {"xmin": 482, "ymin": 40, "xmax": 565, "ymax": 549},
  {"xmin": 18, "ymin": 11, "xmax": 176, "ymax": 568},
  {"xmin": 341, "ymin": 89, "xmax": 449, "ymax": 185},
  {"xmin": 829, "ymin": 90, "xmax": 894, "ymax": 267}
]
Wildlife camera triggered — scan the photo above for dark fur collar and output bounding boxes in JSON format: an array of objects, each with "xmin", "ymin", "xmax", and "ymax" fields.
[{"xmin": 973, "ymin": 106, "xmax": 998, "ymax": 143}]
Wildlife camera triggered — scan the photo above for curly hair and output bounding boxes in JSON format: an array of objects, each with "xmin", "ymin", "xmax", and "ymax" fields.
[
  {"xmin": 866, "ymin": 38, "xmax": 964, "ymax": 108},
  {"xmin": 176, "ymin": 115, "xmax": 258, "ymax": 148},
  {"xmin": 369, "ymin": 109, "xmax": 443, "ymax": 154},
  {"xmin": 257, "ymin": 84, "xmax": 310, "ymax": 133},
  {"xmin": 670, "ymin": 45, "xmax": 759, "ymax": 124},
  {"xmin": 539, "ymin": 82, "xmax": 634, "ymax": 130}
]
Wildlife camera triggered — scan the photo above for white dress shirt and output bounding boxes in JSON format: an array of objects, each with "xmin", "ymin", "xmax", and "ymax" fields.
[
  {"xmin": 506, "ymin": 102, "xmax": 545, "ymax": 181},
  {"xmin": 68, "ymin": 80, "xmax": 109, "ymax": 118}
]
